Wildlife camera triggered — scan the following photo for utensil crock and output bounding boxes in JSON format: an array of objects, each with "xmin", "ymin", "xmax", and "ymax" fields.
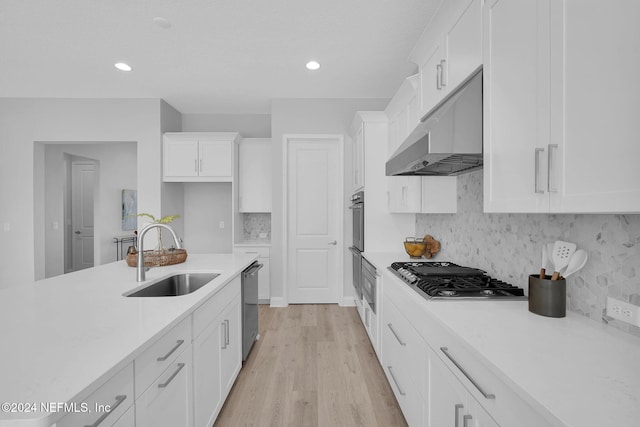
[{"xmin": 528, "ymin": 274, "xmax": 566, "ymax": 318}]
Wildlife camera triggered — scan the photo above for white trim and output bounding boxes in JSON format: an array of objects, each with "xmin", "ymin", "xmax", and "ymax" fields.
[
  {"xmin": 339, "ymin": 297, "xmax": 357, "ymax": 307},
  {"xmin": 269, "ymin": 297, "xmax": 288, "ymax": 308},
  {"xmin": 282, "ymin": 134, "xmax": 345, "ymax": 305}
]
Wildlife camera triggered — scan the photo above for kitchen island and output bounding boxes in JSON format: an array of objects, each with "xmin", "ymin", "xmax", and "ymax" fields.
[
  {"xmin": 364, "ymin": 252, "xmax": 640, "ymax": 427},
  {"xmin": 0, "ymin": 253, "xmax": 257, "ymax": 427}
]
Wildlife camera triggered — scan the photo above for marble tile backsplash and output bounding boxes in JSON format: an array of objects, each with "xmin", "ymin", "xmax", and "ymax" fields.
[
  {"xmin": 242, "ymin": 213, "xmax": 271, "ymax": 242},
  {"xmin": 416, "ymin": 170, "xmax": 640, "ymax": 337}
]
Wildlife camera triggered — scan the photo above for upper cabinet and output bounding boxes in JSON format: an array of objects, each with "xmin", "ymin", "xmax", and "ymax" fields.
[
  {"xmin": 483, "ymin": 0, "xmax": 640, "ymax": 213},
  {"xmin": 238, "ymin": 138, "xmax": 272, "ymax": 213},
  {"xmin": 385, "ymin": 76, "xmax": 457, "ymax": 214},
  {"xmin": 163, "ymin": 133, "xmax": 240, "ymax": 182},
  {"xmin": 413, "ymin": 0, "xmax": 482, "ymax": 117},
  {"xmin": 352, "ymin": 124, "xmax": 365, "ymax": 192}
]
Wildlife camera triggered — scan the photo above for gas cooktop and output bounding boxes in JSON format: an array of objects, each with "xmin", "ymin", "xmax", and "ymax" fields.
[{"xmin": 389, "ymin": 261, "xmax": 526, "ymax": 300}]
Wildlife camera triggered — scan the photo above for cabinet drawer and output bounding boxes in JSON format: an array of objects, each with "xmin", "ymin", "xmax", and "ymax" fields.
[
  {"xmin": 57, "ymin": 362, "xmax": 133, "ymax": 427},
  {"xmin": 382, "ymin": 295, "xmax": 425, "ymax": 372},
  {"xmin": 136, "ymin": 346, "xmax": 193, "ymax": 427},
  {"xmin": 193, "ymin": 275, "xmax": 241, "ymax": 338},
  {"xmin": 135, "ymin": 316, "xmax": 191, "ymax": 399},
  {"xmin": 426, "ymin": 317, "xmax": 552, "ymax": 427},
  {"xmin": 233, "ymin": 246, "xmax": 270, "ymax": 258}
]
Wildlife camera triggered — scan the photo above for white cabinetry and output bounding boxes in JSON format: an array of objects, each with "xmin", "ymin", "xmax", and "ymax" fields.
[
  {"xmin": 136, "ymin": 346, "xmax": 193, "ymax": 427},
  {"xmin": 234, "ymin": 246, "xmax": 270, "ymax": 302},
  {"xmin": 239, "ymin": 138, "xmax": 272, "ymax": 212},
  {"xmin": 193, "ymin": 275, "xmax": 242, "ymax": 427},
  {"xmin": 352, "ymin": 124, "xmax": 365, "ymax": 192},
  {"xmin": 56, "ymin": 363, "xmax": 134, "ymax": 427},
  {"xmin": 385, "ymin": 76, "xmax": 457, "ymax": 214},
  {"xmin": 415, "ymin": 0, "xmax": 482, "ymax": 116},
  {"xmin": 484, "ymin": 0, "xmax": 640, "ymax": 213},
  {"xmin": 163, "ymin": 132, "xmax": 240, "ymax": 182}
]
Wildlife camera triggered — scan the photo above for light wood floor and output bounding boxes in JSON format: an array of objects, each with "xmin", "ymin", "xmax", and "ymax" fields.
[{"xmin": 214, "ymin": 304, "xmax": 408, "ymax": 427}]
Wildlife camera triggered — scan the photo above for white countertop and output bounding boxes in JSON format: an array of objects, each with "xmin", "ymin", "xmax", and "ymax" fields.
[
  {"xmin": 0, "ymin": 253, "xmax": 257, "ymax": 426},
  {"xmin": 363, "ymin": 252, "xmax": 640, "ymax": 427}
]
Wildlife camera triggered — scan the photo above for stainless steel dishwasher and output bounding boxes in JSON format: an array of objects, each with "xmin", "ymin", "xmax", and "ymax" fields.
[{"xmin": 242, "ymin": 261, "xmax": 262, "ymax": 361}]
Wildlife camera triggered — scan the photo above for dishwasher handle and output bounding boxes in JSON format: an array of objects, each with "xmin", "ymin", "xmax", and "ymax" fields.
[{"xmin": 244, "ymin": 263, "xmax": 263, "ymax": 276}]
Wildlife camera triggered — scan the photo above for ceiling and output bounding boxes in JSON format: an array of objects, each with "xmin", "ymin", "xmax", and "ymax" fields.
[{"xmin": 0, "ymin": 0, "xmax": 441, "ymax": 114}]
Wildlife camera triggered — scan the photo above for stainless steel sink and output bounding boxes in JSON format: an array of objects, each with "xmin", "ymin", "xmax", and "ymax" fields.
[{"xmin": 125, "ymin": 272, "xmax": 220, "ymax": 297}]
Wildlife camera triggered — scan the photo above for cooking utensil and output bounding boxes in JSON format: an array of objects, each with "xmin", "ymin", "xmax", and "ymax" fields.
[
  {"xmin": 551, "ymin": 240, "xmax": 577, "ymax": 280},
  {"xmin": 539, "ymin": 243, "xmax": 555, "ymax": 278},
  {"xmin": 561, "ymin": 249, "xmax": 588, "ymax": 278}
]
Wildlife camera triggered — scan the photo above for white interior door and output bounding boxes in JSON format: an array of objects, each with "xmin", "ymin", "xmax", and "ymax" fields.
[
  {"xmin": 71, "ymin": 162, "xmax": 95, "ymax": 271},
  {"xmin": 287, "ymin": 136, "xmax": 342, "ymax": 303}
]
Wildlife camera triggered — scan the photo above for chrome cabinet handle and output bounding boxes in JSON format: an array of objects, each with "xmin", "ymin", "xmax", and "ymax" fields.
[
  {"xmin": 440, "ymin": 59, "xmax": 447, "ymax": 87},
  {"xmin": 225, "ymin": 319, "xmax": 230, "ymax": 346},
  {"xmin": 199, "ymin": 158, "xmax": 203, "ymax": 173},
  {"xmin": 436, "ymin": 64, "xmax": 442, "ymax": 90},
  {"xmin": 157, "ymin": 340, "xmax": 184, "ymax": 362},
  {"xmin": 387, "ymin": 323, "xmax": 406, "ymax": 346},
  {"xmin": 387, "ymin": 366, "xmax": 406, "ymax": 396},
  {"xmin": 547, "ymin": 144, "xmax": 558, "ymax": 193},
  {"xmin": 455, "ymin": 403, "xmax": 464, "ymax": 426},
  {"xmin": 463, "ymin": 414, "xmax": 473, "ymax": 427},
  {"xmin": 158, "ymin": 363, "xmax": 185, "ymax": 388},
  {"xmin": 440, "ymin": 347, "xmax": 495, "ymax": 399},
  {"xmin": 534, "ymin": 148, "xmax": 545, "ymax": 194},
  {"xmin": 194, "ymin": 159, "xmax": 198, "ymax": 173},
  {"xmin": 84, "ymin": 394, "xmax": 127, "ymax": 427},
  {"xmin": 221, "ymin": 322, "xmax": 228, "ymax": 349}
]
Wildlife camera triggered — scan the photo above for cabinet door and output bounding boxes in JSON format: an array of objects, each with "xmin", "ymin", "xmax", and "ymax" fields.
[
  {"xmin": 483, "ymin": 0, "xmax": 551, "ymax": 213},
  {"xmin": 420, "ymin": 43, "xmax": 445, "ymax": 116},
  {"xmin": 193, "ymin": 314, "xmax": 223, "ymax": 427},
  {"xmin": 388, "ymin": 176, "xmax": 422, "ymax": 213},
  {"xmin": 549, "ymin": 0, "xmax": 640, "ymax": 213},
  {"xmin": 199, "ymin": 140, "xmax": 232, "ymax": 178},
  {"xmin": 428, "ymin": 350, "xmax": 472, "ymax": 427},
  {"xmin": 444, "ymin": 0, "xmax": 482, "ymax": 91},
  {"xmin": 239, "ymin": 139, "xmax": 272, "ymax": 212},
  {"xmin": 164, "ymin": 139, "xmax": 199, "ymax": 178},
  {"xmin": 136, "ymin": 346, "xmax": 193, "ymax": 427},
  {"xmin": 353, "ymin": 125, "xmax": 365, "ymax": 191},
  {"xmin": 220, "ymin": 294, "xmax": 242, "ymax": 395}
]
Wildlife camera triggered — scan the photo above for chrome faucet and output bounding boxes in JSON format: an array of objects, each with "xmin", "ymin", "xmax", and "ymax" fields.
[{"xmin": 136, "ymin": 223, "xmax": 182, "ymax": 282}]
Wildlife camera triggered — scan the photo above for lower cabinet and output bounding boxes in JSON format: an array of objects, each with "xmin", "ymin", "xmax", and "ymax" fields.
[
  {"xmin": 136, "ymin": 346, "xmax": 193, "ymax": 427},
  {"xmin": 193, "ymin": 286, "xmax": 242, "ymax": 427},
  {"xmin": 428, "ymin": 347, "xmax": 498, "ymax": 427}
]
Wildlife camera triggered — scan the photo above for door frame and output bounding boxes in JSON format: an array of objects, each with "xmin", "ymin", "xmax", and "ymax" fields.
[{"xmin": 282, "ymin": 134, "xmax": 345, "ymax": 306}]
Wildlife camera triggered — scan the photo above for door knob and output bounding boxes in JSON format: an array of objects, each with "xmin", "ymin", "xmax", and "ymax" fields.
[
  {"xmin": 328, "ymin": 240, "xmax": 337, "ymax": 245},
  {"xmin": 74, "ymin": 230, "xmax": 81, "ymax": 235}
]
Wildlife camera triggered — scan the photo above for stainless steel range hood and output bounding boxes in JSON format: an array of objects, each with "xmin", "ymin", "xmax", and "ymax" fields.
[{"xmin": 386, "ymin": 67, "xmax": 483, "ymax": 176}]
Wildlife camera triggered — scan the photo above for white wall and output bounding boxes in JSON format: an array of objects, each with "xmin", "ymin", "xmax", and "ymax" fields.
[
  {"xmin": 183, "ymin": 183, "xmax": 233, "ymax": 253},
  {"xmin": 270, "ymin": 98, "xmax": 389, "ymax": 304},
  {"xmin": 0, "ymin": 98, "xmax": 179, "ymax": 288},
  {"xmin": 37, "ymin": 143, "xmax": 137, "ymax": 278},
  {"xmin": 182, "ymin": 113, "xmax": 271, "ymax": 137}
]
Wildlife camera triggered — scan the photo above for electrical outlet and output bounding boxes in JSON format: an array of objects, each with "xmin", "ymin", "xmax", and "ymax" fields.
[{"xmin": 606, "ymin": 297, "xmax": 640, "ymax": 326}]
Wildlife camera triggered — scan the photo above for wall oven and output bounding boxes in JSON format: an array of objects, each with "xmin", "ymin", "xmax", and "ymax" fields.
[{"xmin": 348, "ymin": 191, "xmax": 364, "ymax": 299}]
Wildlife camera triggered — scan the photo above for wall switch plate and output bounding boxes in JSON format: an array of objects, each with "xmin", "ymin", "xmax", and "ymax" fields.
[
  {"xmin": 606, "ymin": 297, "xmax": 640, "ymax": 326},
  {"xmin": 219, "ymin": 221, "xmax": 225, "ymax": 229}
]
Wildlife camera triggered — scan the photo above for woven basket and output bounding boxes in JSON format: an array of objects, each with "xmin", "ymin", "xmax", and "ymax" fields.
[{"xmin": 126, "ymin": 249, "xmax": 188, "ymax": 267}]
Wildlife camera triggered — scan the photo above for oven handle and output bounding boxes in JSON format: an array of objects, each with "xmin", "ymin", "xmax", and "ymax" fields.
[
  {"xmin": 348, "ymin": 204, "xmax": 363, "ymax": 210},
  {"xmin": 348, "ymin": 246, "xmax": 361, "ymax": 255}
]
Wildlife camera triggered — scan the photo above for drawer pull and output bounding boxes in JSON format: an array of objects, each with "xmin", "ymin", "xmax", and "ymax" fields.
[
  {"xmin": 440, "ymin": 347, "xmax": 495, "ymax": 399},
  {"xmin": 221, "ymin": 322, "xmax": 228, "ymax": 349},
  {"xmin": 455, "ymin": 403, "xmax": 464, "ymax": 425},
  {"xmin": 387, "ymin": 323, "xmax": 406, "ymax": 346},
  {"xmin": 224, "ymin": 319, "xmax": 230, "ymax": 346},
  {"xmin": 157, "ymin": 339, "xmax": 185, "ymax": 362},
  {"xmin": 463, "ymin": 414, "xmax": 473, "ymax": 427},
  {"xmin": 158, "ymin": 363, "xmax": 185, "ymax": 388},
  {"xmin": 387, "ymin": 366, "xmax": 406, "ymax": 396},
  {"xmin": 84, "ymin": 394, "xmax": 127, "ymax": 427}
]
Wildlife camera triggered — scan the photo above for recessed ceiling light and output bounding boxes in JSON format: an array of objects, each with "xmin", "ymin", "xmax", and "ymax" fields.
[
  {"xmin": 305, "ymin": 61, "xmax": 320, "ymax": 71},
  {"xmin": 153, "ymin": 17, "xmax": 172, "ymax": 29},
  {"xmin": 114, "ymin": 62, "xmax": 132, "ymax": 72}
]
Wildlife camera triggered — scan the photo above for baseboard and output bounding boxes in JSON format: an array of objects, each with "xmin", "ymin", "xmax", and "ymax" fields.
[
  {"xmin": 339, "ymin": 296, "xmax": 357, "ymax": 307},
  {"xmin": 269, "ymin": 297, "xmax": 288, "ymax": 307}
]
